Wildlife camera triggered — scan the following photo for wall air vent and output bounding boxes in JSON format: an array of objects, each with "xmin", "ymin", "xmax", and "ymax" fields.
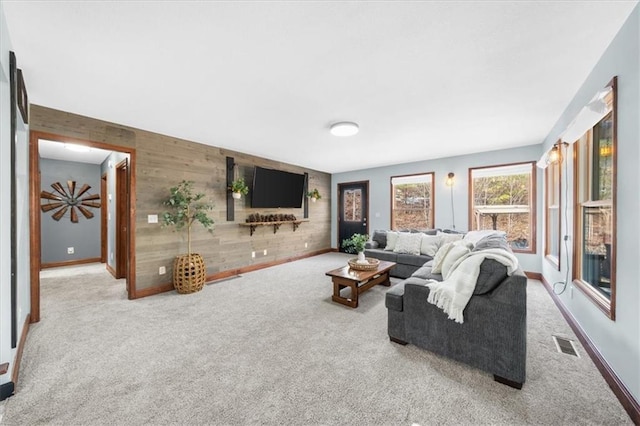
[{"xmin": 553, "ymin": 335, "xmax": 580, "ymax": 357}]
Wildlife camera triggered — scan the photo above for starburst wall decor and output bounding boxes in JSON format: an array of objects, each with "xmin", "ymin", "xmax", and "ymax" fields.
[{"xmin": 40, "ymin": 180, "xmax": 101, "ymax": 223}]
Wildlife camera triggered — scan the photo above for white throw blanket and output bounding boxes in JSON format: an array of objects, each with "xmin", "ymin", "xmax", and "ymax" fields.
[{"xmin": 425, "ymin": 249, "xmax": 519, "ymax": 324}]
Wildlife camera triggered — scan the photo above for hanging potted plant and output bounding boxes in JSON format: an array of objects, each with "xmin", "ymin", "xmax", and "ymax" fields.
[
  {"xmin": 230, "ymin": 177, "xmax": 249, "ymax": 199},
  {"xmin": 342, "ymin": 233, "xmax": 369, "ymax": 264},
  {"xmin": 162, "ymin": 180, "xmax": 214, "ymax": 294},
  {"xmin": 307, "ymin": 188, "xmax": 321, "ymax": 202}
]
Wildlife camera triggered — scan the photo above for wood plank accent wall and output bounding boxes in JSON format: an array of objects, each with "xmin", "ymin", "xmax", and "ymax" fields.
[{"xmin": 29, "ymin": 105, "xmax": 331, "ymax": 292}]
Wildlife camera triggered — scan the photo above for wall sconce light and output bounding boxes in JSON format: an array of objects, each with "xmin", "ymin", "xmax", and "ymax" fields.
[
  {"xmin": 446, "ymin": 172, "xmax": 455, "ymax": 186},
  {"xmin": 547, "ymin": 142, "xmax": 570, "ymax": 165}
]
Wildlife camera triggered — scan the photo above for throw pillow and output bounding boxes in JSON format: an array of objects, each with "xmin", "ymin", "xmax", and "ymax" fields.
[
  {"xmin": 463, "ymin": 229, "xmax": 507, "ymax": 245},
  {"xmin": 420, "ymin": 234, "xmax": 441, "ymax": 256},
  {"xmin": 384, "ymin": 231, "xmax": 400, "ymax": 251},
  {"xmin": 431, "ymin": 242, "xmax": 455, "ymax": 274},
  {"xmin": 441, "ymin": 241, "xmax": 473, "ymax": 279},
  {"xmin": 437, "ymin": 231, "xmax": 463, "ymax": 245},
  {"xmin": 371, "ymin": 230, "xmax": 388, "ymax": 248},
  {"xmin": 393, "ymin": 232, "xmax": 423, "ymax": 255}
]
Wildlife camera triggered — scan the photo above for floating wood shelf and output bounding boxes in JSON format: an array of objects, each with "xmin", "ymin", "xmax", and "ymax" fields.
[{"xmin": 239, "ymin": 220, "xmax": 309, "ymax": 236}]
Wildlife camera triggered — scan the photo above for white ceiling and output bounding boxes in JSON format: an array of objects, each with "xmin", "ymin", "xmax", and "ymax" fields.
[{"xmin": 3, "ymin": 1, "xmax": 637, "ymax": 173}]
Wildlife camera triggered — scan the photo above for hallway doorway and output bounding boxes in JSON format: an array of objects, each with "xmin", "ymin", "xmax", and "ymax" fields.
[{"xmin": 29, "ymin": 132, "xmax": 137, "ymax": 322}]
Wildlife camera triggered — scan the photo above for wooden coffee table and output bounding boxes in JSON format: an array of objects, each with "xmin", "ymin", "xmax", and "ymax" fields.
[{"xmin": 326, "ymin": 260, "xmax": 396, "ymax": 308}]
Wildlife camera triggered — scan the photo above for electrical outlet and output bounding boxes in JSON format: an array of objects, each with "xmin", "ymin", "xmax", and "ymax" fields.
[
  {"xmin": 251, "ymin": 251, "xmax": 255, "ymax": 259},
  {"xmin": 263, "ymin": 249, "xmax": 267, "ymax": 256},
  {"xmin": 148, "ymin": 214, "xmax": 158, "ymax": 224},
  {"xmin": 159, "ymin": 266, "xmax": 166, "ymax": 275},
  {"xmin": 67, "ymin": 247, "xmax": 74, "ymax": 254},
  {"xmin": 305, "ymin": 242, "xmax": 308, "ymax": 248}
]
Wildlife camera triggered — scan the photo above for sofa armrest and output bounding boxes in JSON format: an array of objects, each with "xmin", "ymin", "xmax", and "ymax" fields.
[
  {"xmin": 485, "ymin": 272, "xmax": 527, "ymax": 307},
  {"xmin": 365, "ymin": 241, "xmax": 379, "ymax": 249}
]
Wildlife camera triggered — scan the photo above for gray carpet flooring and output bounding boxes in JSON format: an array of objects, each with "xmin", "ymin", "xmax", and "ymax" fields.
[{"xmin": 1, "ymin": 252, "xmax": 631, "ymax": 425}]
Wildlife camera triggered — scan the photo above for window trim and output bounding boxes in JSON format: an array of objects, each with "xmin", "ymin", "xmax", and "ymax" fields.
[
  {"xmin": 572, "ymin": 77, "xmax": 617, "ymax": 320},
  {"xmin": 545, "ymin": 148, "xmax": 562, "ymax": 270},
  {"xmin": 468, "ymin": 161, "xmax": 537, "ymax": 254},
  {"xmin": 390, "ymin": 172, "xmax": 435, "ymax": 230}
]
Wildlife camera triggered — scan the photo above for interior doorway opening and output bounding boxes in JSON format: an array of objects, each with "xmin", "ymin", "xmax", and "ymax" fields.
[{"xmin": 29, "ymin": 132, "xmax": 137, "ymax": 323}]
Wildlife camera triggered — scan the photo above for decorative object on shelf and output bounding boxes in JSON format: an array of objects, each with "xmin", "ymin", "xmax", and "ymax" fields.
[
  {"xmin": 341, "ymin": 233, "xmax": 369, "ymax": 264},
  {"xmin": 40, "ymin": 180, "xmax": 101, "ymax": 223},
  {"xmin": 229, "ymin": 177, "xmax": 249, "ymax": 199},
  {"xmin": 161, "ymin": 180, "xmax": 214, "ymax": 294},
  {"xmin": 242, "ymin": 213, "xmax": 305, "ymax": 236},
  {"xmin": 246, "ymin": 213, "xmax": 297, "ymax": 223},
  {"xmin": 348, "ymin": 257, "xmax": 380, "ymax": 271},
  {"xmin": 307, "ymin": 188, "xmax": 321, "ymax": 202}
]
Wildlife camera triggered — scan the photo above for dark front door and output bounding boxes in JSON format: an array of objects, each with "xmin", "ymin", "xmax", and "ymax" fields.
[{"xmin": 338, "ymin": 181, "xmax": 369, "ymax": 252}]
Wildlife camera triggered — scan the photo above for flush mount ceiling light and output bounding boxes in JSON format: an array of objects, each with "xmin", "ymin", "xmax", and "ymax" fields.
[{"xmin": 330, "ymin": 122, "xmax": 359, "ymax": 137}]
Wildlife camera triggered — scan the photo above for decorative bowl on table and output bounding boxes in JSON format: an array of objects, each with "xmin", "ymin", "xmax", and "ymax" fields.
[{"xmin": 348, "ymin": 257, "xmax": 380, "ymax": 271}]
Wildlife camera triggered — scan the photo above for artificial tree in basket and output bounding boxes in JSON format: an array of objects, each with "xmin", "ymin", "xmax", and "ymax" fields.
[
  {"xmin": 342, "ymin": 233, "xmax": 369, "ymax": 264},
  {"xmin": 162, "ymin": 180, "xmax": 215, "ymax": 294}
]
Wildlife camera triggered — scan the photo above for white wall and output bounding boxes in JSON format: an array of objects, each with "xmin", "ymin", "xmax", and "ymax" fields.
[
  {"xmin": 0, "ymin": 1, "xmax": 31, "ymax": 390},
  {"xmin": 539, "ymin": 4, "xmax": 640, "ymax": 403},
  {"xmin": 331, "ymin": 144, "xmax": 543, "ymax": 272}
]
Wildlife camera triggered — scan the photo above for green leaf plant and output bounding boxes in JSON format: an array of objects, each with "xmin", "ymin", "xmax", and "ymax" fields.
[
  {"xmin": 229, "ymin": 178, "xmax": 249, "ymax": 196},
  {"xmin": 307, "ymin": 188, "xmax": 321, "ymax": 200},
  {"xmin": 161, "ymin": 180, "xmax": 215, "ymax": 256},
  {"xmin": 341, "ymin": 233, "xmax": 369, "ymax": 254}
]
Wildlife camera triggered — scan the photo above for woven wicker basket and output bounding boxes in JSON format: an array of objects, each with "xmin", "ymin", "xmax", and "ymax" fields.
[
  {"xmin": 348, "ymin": 257, "xmax": 380, "ymax": 271},
  {"xmin": 173, "ymin": 253, "xmax": 206, "ymax": 294}
]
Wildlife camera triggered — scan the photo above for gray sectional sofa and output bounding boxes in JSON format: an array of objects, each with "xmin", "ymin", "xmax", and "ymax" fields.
[
  {"xmin": 364, "ymin": 229, "xmax": 442, "ymax": 278},
  {"xmin": 385, "ymin": 239, "xmax": 528, "ymax": 388}
]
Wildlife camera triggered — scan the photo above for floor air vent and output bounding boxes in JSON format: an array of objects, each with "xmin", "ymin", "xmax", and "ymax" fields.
[{"xmin": 553, "ymin": 335, "xmax": 580, "ymax": 357}]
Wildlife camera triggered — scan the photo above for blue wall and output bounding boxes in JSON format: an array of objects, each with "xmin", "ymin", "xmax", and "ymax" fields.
[
  {"xmin": 539, "ymin": 4, "xmax": 639, "ymax": 404},
  {"xmin": 332, "ymin": 143, "xmax": 543, "ymax": 272},
  {"xmin": 40, "ymin": 159, "xmax": 102, "ymax": 264}
]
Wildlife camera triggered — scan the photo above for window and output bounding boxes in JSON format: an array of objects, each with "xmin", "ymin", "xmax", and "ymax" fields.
[
  {"xmin": 469, "ymin": 162, "xmax": 536, "ymax": 253},
  {"xmin": 343, "ymin": 188, "xmax": 362, "ymax": 222},
  {"xmin": 391, "ymin": 173, "xmax": 434, "ymax": 230},
  {"xmin": 545, "ymin": 152, "xmax": 561, "ymax": 269},
  {"xmin": 573, "ymin": 79, "xmax": 616, "ymax": 319}
]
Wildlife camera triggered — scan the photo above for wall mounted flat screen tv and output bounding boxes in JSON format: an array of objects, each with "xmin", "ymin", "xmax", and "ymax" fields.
[{"xmin": 251, "ymin": 166, "xmax": 306, "ymax": 208}]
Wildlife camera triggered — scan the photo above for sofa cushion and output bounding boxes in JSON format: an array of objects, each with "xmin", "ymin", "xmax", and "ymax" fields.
[
  {"xmin": 364, "ymin": 249, "xmax": 398, "ymax": 263},
  {"xmin": 472, "ymin": 233, "xmax": 511, "ymax": 252},
  {"xmin": 420, "ymin": 234, "xmax": 441, "ymax": 256},
  {"xmin": 474, "ymin": 258, "xmax": 509, "ymax": 295},
  {"xmin": 371, "ymin": 230, "xmax": 387, "ymax": 248},
  {"xmin": 397, "ymin": 253, "xmax": 432, "ymax": 267},
  {"xmin": 386, "ymin": 276, "xmax": 428, "ymax": 312},
  {"xmin": 411, "ymin": 265, "xmax": 443, "ymax": 281},
  {"xmin": 393, "ymin": 232, "xmax": 423, "ymax": 255}
]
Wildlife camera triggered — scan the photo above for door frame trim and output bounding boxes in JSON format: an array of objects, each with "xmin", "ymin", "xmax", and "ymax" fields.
[
  {"xmin": 337, "ymin": 180, "xmax": 370, "ymax": 250},
  {"xmin": 29, "ymin": 131, "xmax": 138, "ymax": 322}
]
